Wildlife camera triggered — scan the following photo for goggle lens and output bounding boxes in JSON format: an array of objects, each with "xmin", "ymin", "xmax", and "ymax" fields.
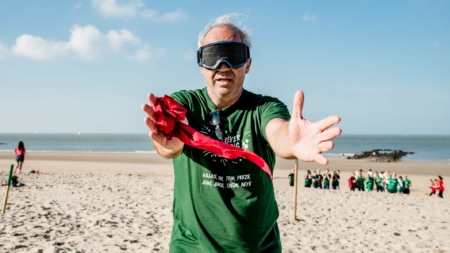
[{"xmin": 197, "ymin": 41, "xmax": 250, "ymax": 70}]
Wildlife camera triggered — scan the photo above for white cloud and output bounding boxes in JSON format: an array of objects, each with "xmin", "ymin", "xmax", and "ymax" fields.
[
  {"xmin": 302, "ymin": 13, "xmax": 317, "ymax": 23},
  {"xmin": 11, "ymin": 24, "xmax": 161, "ymax": 61},
  {"xmin": 11, "ymin": 35, "xmax": 67, "ymax": 60},
  {"xmin": 106, "ymin": 29, "xmax": 141, "ymax": 53},
  {"xmin": 127, "ymin": 45, "xmax": 165, "ymax": 62},
  {"xmin": 0, "ymin": 43, "xmax": 8, "ymax": 59},
  {"xmin": 433, "ymin": 40, "xmax": 440, "ymax": 48},
  {"xmin": 92, "ymin": 0, "xmax": 186, "ymax": 21}
]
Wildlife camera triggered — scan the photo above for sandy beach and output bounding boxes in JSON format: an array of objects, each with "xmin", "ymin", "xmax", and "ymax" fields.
[{"xmin": 1, "ymin": 152, "xmax": 449, "ymax": 252}]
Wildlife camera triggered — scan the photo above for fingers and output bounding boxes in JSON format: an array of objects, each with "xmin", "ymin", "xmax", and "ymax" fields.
[
  {"xmin": 316, "ymin": 115, "xmax": 341, "ymax": 132},
  {"xmin": 142, "ymin": 103, "xmax": 157, "ymax": 122},
  {"xmin": 292, "ymin": 90, "xmax": 305, "ymax": 120},
  {"xmin": 148, "ymin": 93, "xmax": 157, "ymax": 107},
  {"xmin": 143, "ymin": 116, "xmax": 159, "ymax": 134},
  {"xmin": 318, "ymin": 141, "xmax": 334, "ymax": 152},
  {"xmin": 320, "ymin": 127, "xmax": 342, "ymax": 142},
  {"xmin": 315, "ymin": 154, "xmax": 329, "ymax": 166}
]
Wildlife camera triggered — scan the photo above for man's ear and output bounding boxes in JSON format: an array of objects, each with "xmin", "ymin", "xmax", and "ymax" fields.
[
  {"xmin": 200, "ymin": 67, "xmax": 204, "ymax": 75},
  {"xmin": 245, "ymin": 58, "xmax": 252, "ymax": 74}
]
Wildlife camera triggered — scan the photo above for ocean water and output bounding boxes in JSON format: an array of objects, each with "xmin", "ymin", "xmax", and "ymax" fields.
[{"xmin": 0, "ymin": 133, "xmax": 449, "ymax": 162}]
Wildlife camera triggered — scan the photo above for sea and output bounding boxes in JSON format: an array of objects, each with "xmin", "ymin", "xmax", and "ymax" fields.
[{"xmin": 0, "ymin": 133, "xmax": 449, "ymax": 163}]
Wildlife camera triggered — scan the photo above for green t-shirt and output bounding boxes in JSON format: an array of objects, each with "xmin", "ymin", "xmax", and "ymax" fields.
[
  {"xmin": 364, "ymin": 177, "xmax": 374, "ymax": 190},
  {"xmin": 403, "ymin": 179, "xmax": 411, "ymax": 189},
  {"xmin": 387, "ymin": 177, "xmax": 397, "ymax": 191},
  {"xmin": 375, "ymin": 177, "xmax": 383, "ymax": 187},
  {"xmin": 311, "ymin": 175, "xmax": 318, "ymax": 187},
  {"xmin": 316, "ymin": 174, "xmax": 323, "ymax": 186},
  {"xmin": 304, "ymin": 175, "xmax": 311, "ymax": 187},
  {"xmin": 288, "ymin": 173, "xmax": 295, "ymax": 186},
  {"xmin": 170, "ymin": 88, "xmax": 290, "ymax": 252},
  {"xmin": 323, "ymin": 174, "xmax": 331, "ymax": 185},
  {"xmin": 357, "ymin": 176, "xmax": 365, "ymax": 188}
]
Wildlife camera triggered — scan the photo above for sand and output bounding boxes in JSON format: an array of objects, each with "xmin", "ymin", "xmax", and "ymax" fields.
[{"xmin": 0, "ymin": 152, "xmax": 449, "ymax": 252}]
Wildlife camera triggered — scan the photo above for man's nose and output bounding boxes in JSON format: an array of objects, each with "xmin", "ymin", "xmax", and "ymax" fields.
[{"xmin": 216, "ymin": 62, "xmax": 231, "ymax": 71}]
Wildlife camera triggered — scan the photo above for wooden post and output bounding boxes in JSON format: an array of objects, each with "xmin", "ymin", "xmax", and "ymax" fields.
[
  {"xmin": 292, "ymin": 158, "xmax": 298, "ymax": 221},
  {"xmin": 2, "ymin": 164, "xmax": 14, "ymax": 214}
]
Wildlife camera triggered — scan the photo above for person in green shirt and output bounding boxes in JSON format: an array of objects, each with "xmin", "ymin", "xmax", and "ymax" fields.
[
  {"xmin": 364, "ymin": 173, "xmax": 374, "ymax": 192},
  {"xmin": 304, "ymin": 170, "xmax": 312, "ymax": 188},
  {"xmin": 387, "ymin": 173, "xmax": 398, "ymax": 193},
  {"xmin": 403, "ymin": 174, "xmax": 411, "ymax": 195},
  {"xmin": 323, "ymin": 169, "xmax": 331, "ymax": 190},
  {"xmin": 311, "ymin": 171, "xmax": 319, "ymax": 188},
  {"xmin": 288, "ymin": 169, "xmax": 295, "ymax": 187},
  {"xmin": 397, "ymin": 176, "xmax": 405, "ymax": 194},
  {"xmin": 357, "ymin": 172, "xmax": 365, "ymax": 191},
  {"xmin": 142, "ymin": 13, "xmax": 342, "ymax": 253},
  {"xmin": 316, "ymin": 169, "xmax": 323, "ymax": 189},
  {"xmin": 374, "ymin": 172, "xmax": 384, "ymax": 192}
]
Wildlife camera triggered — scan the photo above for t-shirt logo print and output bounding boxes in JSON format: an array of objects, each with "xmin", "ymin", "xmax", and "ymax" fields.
[{"xmin": 200, "ymin": 126, "xmax": 251, "ymax": 166}]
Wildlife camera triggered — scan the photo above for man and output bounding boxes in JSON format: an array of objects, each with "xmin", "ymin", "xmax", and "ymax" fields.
[
  {"xmin": 348, "ymin": 172, "xmax": 357, "ymax": 191},
  {"xmin": 288, "ymin": 168, "xmax": 295, "ymax": 187},
  {"xmin": 142, "ymin": 14, "xmax": 341, "ymax": 252},
  {"xmin": 323, "ymin": 169, "xmax": 331, "ymax": 190},
  {"xmin": 387, "ymin": 172, "xmax": 398, "ymax": 194},
  {"xmin": 316, "ymin": 168, "xmax": 323, "ymax": 189},
  {"xmin": 403, "ymin": 174, "xmax": 411, "ymax": 195},
  {"xmin": 364, "ymin": 173, "xmax": 374, "ymax": 192},
  {"xmin": 311, "ymin": 171, "xmax": 319, "ymax": 189},
  {"xmin": 331, "ymin": 170, "xmax": 340, "ymax": 190}
]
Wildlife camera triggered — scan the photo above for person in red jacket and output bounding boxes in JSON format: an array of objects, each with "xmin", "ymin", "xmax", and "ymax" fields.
[
  {"xmin": 348, "ymin": 172, "xmax": 357, "ymax": 191},
  {"xmin": 14, "ymin": 141, "xmax": 26, "ymax": 174},
  {"xmin": 437, "ymin": 176, "xmax": 445, "ymax": 198}
]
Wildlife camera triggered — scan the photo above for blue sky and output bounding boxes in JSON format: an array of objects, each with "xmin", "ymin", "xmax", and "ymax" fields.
[{"xmin": 0, "ymin": 0, "xmax": 449, "ymax": 135}]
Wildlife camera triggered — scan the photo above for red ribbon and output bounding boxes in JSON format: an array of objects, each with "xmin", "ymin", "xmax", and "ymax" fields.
[{"xmin": 154, "ymin": 95, "xmax": 273, "ymax": 180}]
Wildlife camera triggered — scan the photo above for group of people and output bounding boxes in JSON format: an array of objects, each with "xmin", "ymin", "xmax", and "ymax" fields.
[
  {"xmin": 429, "ymin": 176, "xmax": 445, "ymax": 198},
  {"xmin": 348, "ymin": 169, "xmax": 411, "ymax": 194},
  {"xmin": 289, "ymin": 169, "xmax": 341, "ymax": 190}
]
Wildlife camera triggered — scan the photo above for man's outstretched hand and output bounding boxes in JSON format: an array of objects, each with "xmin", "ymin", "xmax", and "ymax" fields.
[
  {"xmin": 289, "ymin": 91, "xmax": 342, "ymax": 165},
  {"xmin": 142, "ymin": 93, "xmax": 187, "ymax": 158}
]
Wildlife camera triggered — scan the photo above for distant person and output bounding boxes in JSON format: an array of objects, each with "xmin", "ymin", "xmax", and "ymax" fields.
[
  {"xmin": 403, "ymin": 175, "xmax": 411, "ymax": 195},
  {"xmin": 364, "ymin": 173, "xmax": 374, "ymax": 192},
  {"xmin": 304, "ymin": 170, "xmax": 312, "ymax": 188},
  {"xmin": 316, "ymin": 169, "xmax": 323, "ymax": 189},
  {"xmin": 348, "ymin": 173, "xmax": 357, "ymax": 191},
  {"xmin": 288, "ymin": 169, "xmax": 295, "ymax": 187},
  {"xmin": 375, "ymin": 172, "xmax": 384, "ymax": 192},
  {"xmin": 367, "ymin": 168, "xmax": 373, "ymax": 178},
  {"xmin": 14, "ymin": 141, "xmax": 26, "ymax": 174},
  {"xmin": 397, "ymin": 176, "xmax": 404, "ymax": 194},
  {"xmin": 429, "ymin": 179, "xmax": 437, "ymax": 196},
  {"xmin": 356, "ymin": 171, "xmax": 365, "ymax": 191},
  {"xmin": 387, "ymin": 173, "xmax": 398, "ymax": 194},
  {"xmin": 311, "ymin": 171, "xmax": 319, "ymax": 189},
  {"xmin": 437, "ymin": 176, "xmax": 444, "ymax": 198},
  {"xmin": 332, "ymin": 170, "xmax": 340, "ymax": 190},
  {"xmin": 383, "ymin": 170, "xmax": 390, "ymax": 192},
  {"xmin": 323, "ymin": 169, "xmax": 331, "ymax": 190}
]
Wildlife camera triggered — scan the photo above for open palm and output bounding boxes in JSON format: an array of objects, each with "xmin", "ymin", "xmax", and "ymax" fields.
[{"xmin": 289, "ymin": 91, "xmax": 341, "ymax": 165}]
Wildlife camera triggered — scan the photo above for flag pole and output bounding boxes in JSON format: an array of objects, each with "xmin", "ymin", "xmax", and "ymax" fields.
[
  {"xmin": 292, "ymin": 158, "xmax": 298, "ymax": 221},
  {"xmin": 2, "ymin": 164, "xmax": 14, "ymax": 214}
]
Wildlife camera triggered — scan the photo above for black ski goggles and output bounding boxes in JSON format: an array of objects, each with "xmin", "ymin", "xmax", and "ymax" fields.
[{"xmin": 197, "ymin": 41, "xmax": 250, "ymax": 70}]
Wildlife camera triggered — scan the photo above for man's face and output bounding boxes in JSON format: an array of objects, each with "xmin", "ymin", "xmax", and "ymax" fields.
[{"xmin": 200, "ymin": 26, "xmax": 252, "ymax": 107}]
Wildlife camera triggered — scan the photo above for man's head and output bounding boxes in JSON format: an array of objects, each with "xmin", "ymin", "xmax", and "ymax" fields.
[
  {"xmin": 404, "ymin": 174, "xmax": 408, "ymax": 179},
  {"xmin": 198, "ymin": 13, "xmax": 252, "ymax": 108},
  {"xmin": 325, "ymin": 169, "xmax": 329, "ymax": 174},
  {"xmin": 316, "ymin": 168, "xmax": 321, "ymax": 174}
]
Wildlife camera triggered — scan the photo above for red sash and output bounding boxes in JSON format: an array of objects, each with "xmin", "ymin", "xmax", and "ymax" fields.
[{"xmin": 153, "ymin": 95, "xmax": 273, "ymax": 179}]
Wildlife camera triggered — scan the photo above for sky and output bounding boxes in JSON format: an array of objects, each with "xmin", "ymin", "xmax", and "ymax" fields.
[{"xmin": 0, "ymin": 0, "xmax": 449, "ymax": 135}]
